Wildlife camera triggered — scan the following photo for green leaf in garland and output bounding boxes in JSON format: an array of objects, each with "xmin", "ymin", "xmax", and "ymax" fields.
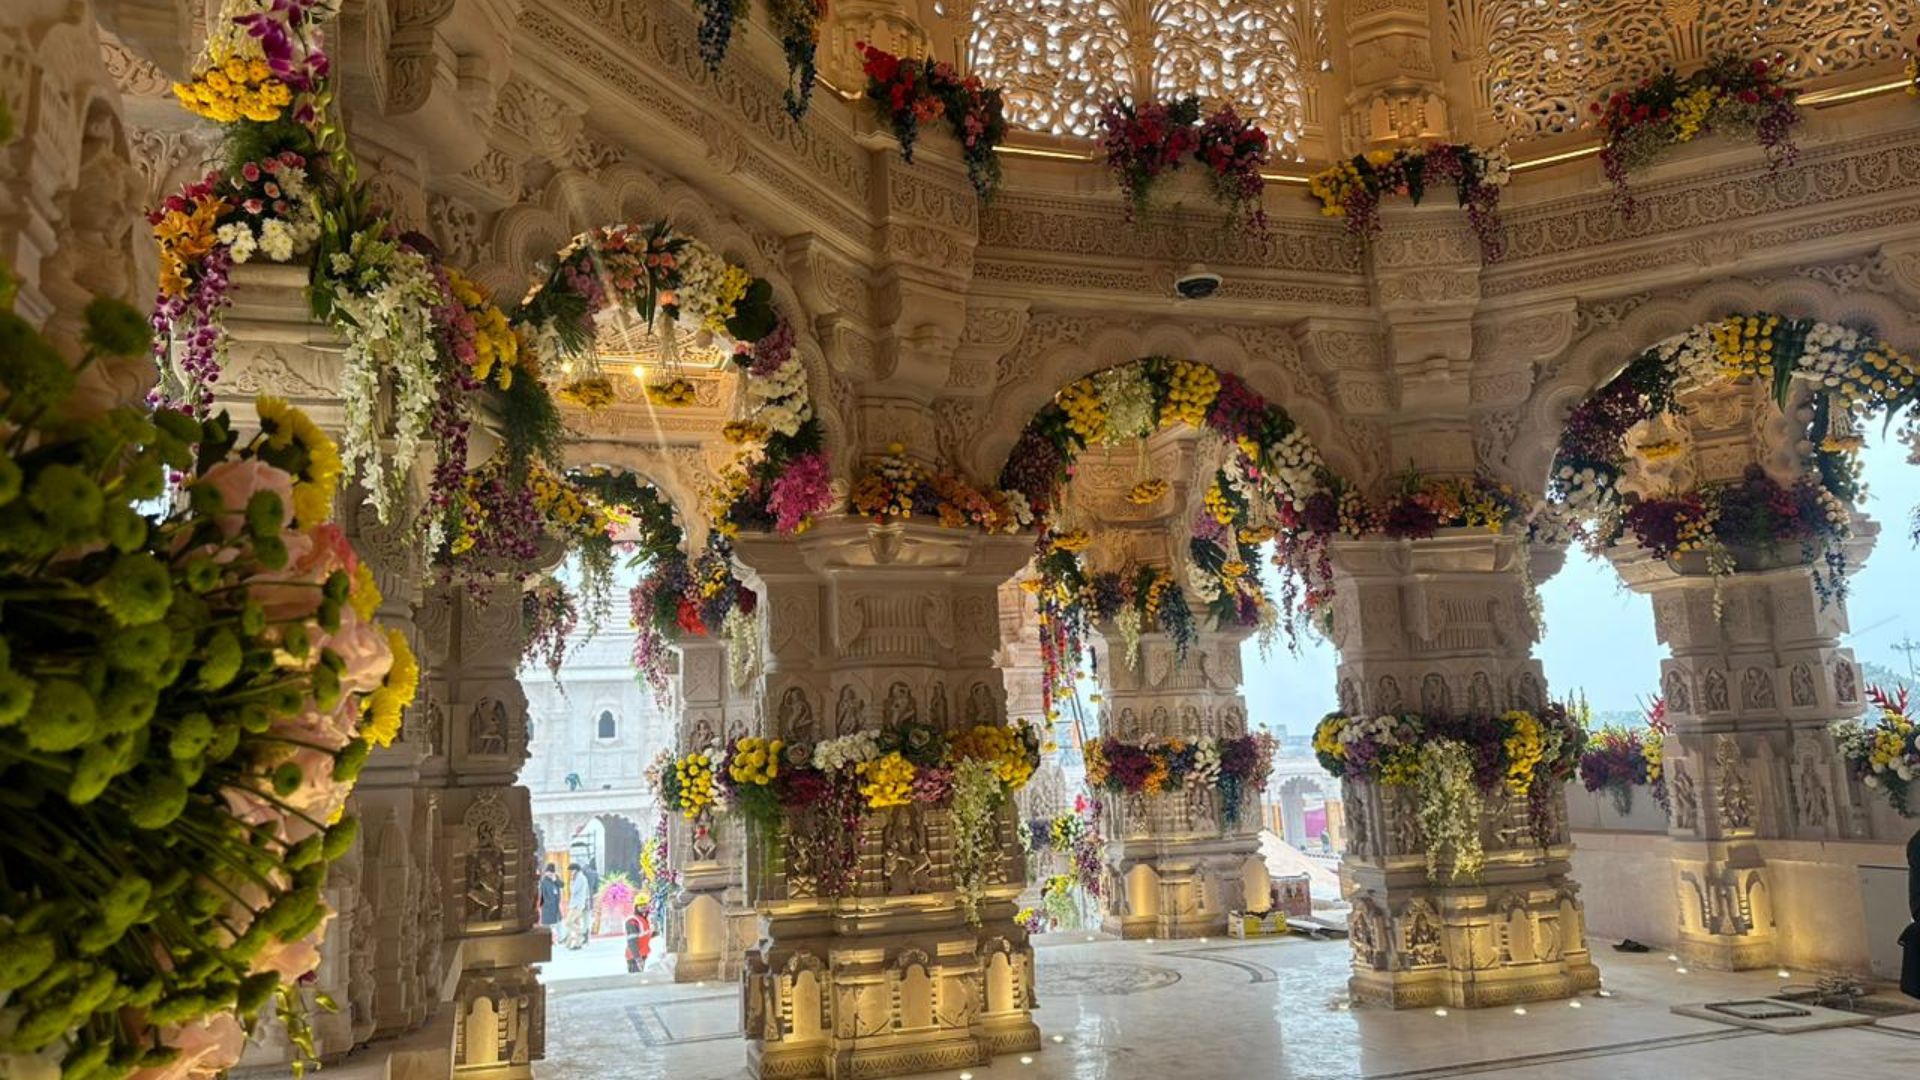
[{"xmin": 725, "ymin": 277, "xmax": 778, "ymax": 343}]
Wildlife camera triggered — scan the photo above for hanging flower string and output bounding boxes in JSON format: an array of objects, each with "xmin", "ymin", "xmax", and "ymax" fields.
[
  {"xmin": 688, "ymin": 0, "xmax": 826, "ymax": 117},
  {"xmin": 1545, "ymin": 313, "xmax": 1916, "ymax": 607},
  {"xmin": 1084, "ymin": 733, "xmax": 1276, "ymax": 829},
  {"xmin": 660, "ymin": 720, "xmax": 1043, "ymax": 920},
  {"xmin": 857, "ymin": 43, "xmax": 1009, "ymax": 199},
  {"xmin": 1314, "ymin": 707, "xmax": 1585, "ymax": 879},
  {"xmin": 1308, "ymin": 142, "xmax": 1511, "ymax": 262},
  {"xmin": 1594, "ymin": 54, "xmax": 1801, "ymax": 214},
  {"xmin": 1098, "ymin": 96, "xmax": 1272, "ymax": 237}
]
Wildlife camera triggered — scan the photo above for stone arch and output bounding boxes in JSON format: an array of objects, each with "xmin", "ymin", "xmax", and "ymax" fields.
[
  {"xmin": 477, "ymin": 165, "xmax": 849, "ymax": 465},
  {"xmin": 1507, "ymin": 277, "xmax": 1920, "ymax": 492},
  {"xmin": 969, "ymin": 321, "xmax": 1372, "ymax": 488}
]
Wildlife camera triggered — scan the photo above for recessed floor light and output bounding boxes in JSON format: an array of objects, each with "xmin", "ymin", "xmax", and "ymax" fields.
[
  {"xmin": 1199, "ymin": 937, "xmax": 1209, "ymax": 943},
  {"xmin": 1778, "ymin": 970, "xmax": 1792, "ymax": 978},
  {"xmin": 1675, "ymin": 967, "xmax": 1690, "ymax": 975},
  {"xmin": 1513, "ymin": 1007, "xmax": 1528, "ymax": 1015},
  {"xmin": 1666, "ymin": 954, "xmax": 1679, "ymax": 962},
  {"xmin": 1145, "ymin": 938, "xmax": 1155, "ymax": 944},
  {"xmin": 1597, "ymin": 989, "xmax": 1613, "ymax": 998},
  {"xmin": 960, "ymin": 1073, "xmax": 973, "ymax": 1079},
  {"xmin": 1020, "ymin": 1056, "xmax": 1034, "ymax": 1065},
  {"xmin": 1568, "ymin": 1001, "xmax": 1582, "ymax": 1009},
  {"xmin": 1433, "ymin": 1008, "xmax": 1448, "ymax": 1016},
  {"xmin": 1051, "ymin": 1035, "xmax": 1064, "ymax": 1043}
]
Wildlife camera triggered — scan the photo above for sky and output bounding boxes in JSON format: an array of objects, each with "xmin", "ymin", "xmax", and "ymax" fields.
[{"xmin": 1241, "ymin": 432, "xmax": 1920, "ymax": 735}]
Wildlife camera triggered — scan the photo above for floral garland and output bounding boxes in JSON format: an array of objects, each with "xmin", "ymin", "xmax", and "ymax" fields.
[
  {"xmin": 1548, "ymin": 313, "xmax": 1916, "ymax": 603},
  {"xmin": 154, "ymin": 0, "xmax": 565, "ymax": 534},
  {"xmin": 689, "ymin": 0, "xmax": 827, "ymax": 117},
  {"xmin": 514, "ymin": 222, "xmax": 832, "ymax": 543},
  {"xmin": 857, "ymin": 43, "xmax": 1010, "ymax": 199},
  {"xmin": 998, "ymin": 357, "xmax": 1331, "ymax": 708},
  {"xmin": 0, "ymin": 286, "xmax": 413, "ymax": 1077},
  {"xmin": 1084, "ymin": 733, "xmax": 1276, "ymax": 829},
  {"xmin": 1314, "ymin": 707, "xmax": 1585, "ymax": 879},
  {"xmin": 1595, "ymin": 55, "xmax": 1800, "ymax": 212},
  {"xmin": 638, "ymin": 812, "xmax": 680, "ymax": 930},
  {"xmin": 661, "ymin": 720, "xmax": 1041, "ymax": 919},
  {"xmin": 1832, "ymin": 685, "xmax": 1919, "ymax": 817},
  {"xmin": 1579, "ymin": 725, "xmax": 1667, "ymax": 817},
  {"xmin": 1098, "ymin": 95, "xmax": 1271, "ymax": 236},
  {"xmin": 851, "ymin": 444, "xmax": 1032, "ymax": 532},
  {"xmin": 1307, "ymin": 142, "xmax": 1511, "ymax": 262}
]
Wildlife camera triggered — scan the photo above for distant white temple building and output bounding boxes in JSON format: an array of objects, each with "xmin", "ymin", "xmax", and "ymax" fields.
[{"xmin": 521, "ymin": 623, "xmax": 671, "ymax": 879}]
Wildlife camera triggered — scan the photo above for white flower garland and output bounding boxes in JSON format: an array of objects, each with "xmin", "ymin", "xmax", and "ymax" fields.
[
  {"xmin": 1096, "ymin": 364, "xmax": 1157, "ymax": 443},
  {"xmin": 949, "ymin": 759, "xmax": 1003, "ymax": 924},
  {"xmin": 324, "ymin": 239, "xmax": 443, "ymax": 521},
  {"xmin": 811, "ymin": 731, "xmax": 880, "ymax": 772},
  {"xmin": 1413, "ymin": 739, "xmax": 1484, "ymax": 881}
]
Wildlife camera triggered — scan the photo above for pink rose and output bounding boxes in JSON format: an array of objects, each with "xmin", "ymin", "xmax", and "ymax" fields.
[
  {"xmin": 129, "ymin": 1013, "xmax": 246, "ymax": 1080},
  {"xmin": 201, "ymin": 459, "xmax": 294, "ymax": 539},
  {"xmin": 322, "ymin": 613, "xmax": 392, "ymax": 695},
  {"xmin": 249, "ymin": 916, "xmax": 331, "ymax": 982}
]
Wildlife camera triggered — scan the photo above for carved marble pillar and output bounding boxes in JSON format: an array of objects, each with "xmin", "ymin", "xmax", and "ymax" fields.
[
  {"xmin": 1092, "ymin": 627, "xmax": 1265, "ymax": 940},
  {"xmin": 1330, "ymin": 530, "xmax": 1599, "ymax": 1008},
  {"xmin": 418, "ymin": 576, "xmax": 551, "ymax": 1079},
  {"xmin": 734, "ymin": 520, "xmax": 1041, "ymax": 1080},
  {"xmin": 213, "ymin": 264, "xmax": 449, "ymax": 1066},
  {"xmin": 998, "ymin": 576, "xmax": 1066, "ymax": 822},
  {"xmin": 667, "ymin": 637, "xmax": 756, "ymax": 983},
  {"xmin": 1610, "ymin": 533, "xmax": 1876, "ymax": 969},
  {"xmin": 1338, "ymin": 0, "xmax": 1451, "ymax": 149}
]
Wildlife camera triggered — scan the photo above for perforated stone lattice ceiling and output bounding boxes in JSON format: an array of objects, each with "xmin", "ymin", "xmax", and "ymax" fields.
[
  {"xmin": 955, "ymin": 0, "xmax": 1327, "ymax": 150},
  {"xmin": 1451, "ymin": 0, "xmax": 1916, "ymax": 139}
]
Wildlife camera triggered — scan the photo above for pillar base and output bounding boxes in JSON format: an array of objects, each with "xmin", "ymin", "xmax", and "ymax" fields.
[
  {"xmin": 1102, "ymin": 912, "xmax": 1226, "ymax": 940},
  {"xmin": 1349, "ymin": 958, "xmax": 1601, "ymax": 1010}
]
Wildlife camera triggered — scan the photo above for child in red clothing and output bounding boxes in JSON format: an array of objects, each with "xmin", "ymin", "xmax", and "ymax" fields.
[{"xmin": 625, "ymin": 897, "xmax": 653, "ymax": 974}]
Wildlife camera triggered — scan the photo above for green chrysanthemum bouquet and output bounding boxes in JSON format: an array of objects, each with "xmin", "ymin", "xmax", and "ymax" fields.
[{"xmin": 0, "ymin": 278, "xmax": 414, "ymax": 1079}]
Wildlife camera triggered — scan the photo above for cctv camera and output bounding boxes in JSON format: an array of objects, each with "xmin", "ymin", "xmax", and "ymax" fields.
[{"xmin": 1175, "ymin": 264, "xmax": 1222, "ymax": 300}]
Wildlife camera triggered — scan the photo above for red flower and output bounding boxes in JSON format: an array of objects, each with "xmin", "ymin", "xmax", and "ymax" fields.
[{"xmin": 675, "ymin": 596, "xmax": 708, "ymax": 636}]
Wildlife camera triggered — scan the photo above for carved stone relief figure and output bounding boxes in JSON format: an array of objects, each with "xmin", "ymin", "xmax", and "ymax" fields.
[
  {"xmin": 1793, "ymin": 739, "xmax": 1832, "ymax": 830},
  {"xmin": 778, "ymin": 687, "xmax": 815, "ymax": 741},
  {"xmin": 1704, "ymin": 669, "xmax": 1729, "ymax": 713},
  {"xmin": 1671, "ymin": 759, "xmax": 1699, "ymax": 831},
  {"xmin": 466, "ymin": 819, "xmax": 505, "ymax": 923},
  {"xmin": 1517, "ymin": 673, "xmax": 1544, "ymax": 712},
  {"xmin": 1789, "ymin": 663, "xmax": 1816, "ymax": 707},
  {"xmin": 1715, "ymin": 736, "xmax": 1754, "ymax": 831},
  {"xmin": 472, "ymin": 699, "xmax": 509, "ymax": 756},
  {"xmin": 1339, "ymin": 678, "xmax": 1359, "ymax": 714},
  {"xmin": 883, "ymin": 681, "xmax": 917, "ymax": 726},
  {"xmin": 1376, "ymin": 675, "xmax": 1402, "ymax": 713},
  {"xmin": 883, "ymin": 806, "xmax": 933, "ymax": 895},
  {"xmin": 965, "ymin": 683, "xmax": 996, "ymax": 725},
  {"xmin": 1664, "ymin": 669, "xmax": 1692, "ymax": 714},
  {"xmin": 836, "ymin": 686, "xmax": 866, "ymax": 734},
  {"xmin": 1468, "ymin": 671, "xmax": 1494, "ymax": 714},
  {"xmin": 1834, "ymin": 660, "xmax": 1858, "ymax": 703},
  {"xmin": 1421, "ymin": 673, "xmax": 1450, "ymax": 715},
  {"xmin": 1740, "ymin": 668, "xmax": 1775, "ymax": 710},
  {"xmin": 928, "ymin": 681, "xmax": 948, "ymax": 727},
  {"xmin": 1403, "ymin": 904, "xmax": 1444, "ymax": 967}
]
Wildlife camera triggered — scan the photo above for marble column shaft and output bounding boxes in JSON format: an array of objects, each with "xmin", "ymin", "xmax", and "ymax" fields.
[
  {"xmin": 1329, "ymin": 530, "xmax": 1598, "ymax": 1008},
  {"xmin": 732, "ymin": 520, "xmax": 1041, "ymax": 1080}
]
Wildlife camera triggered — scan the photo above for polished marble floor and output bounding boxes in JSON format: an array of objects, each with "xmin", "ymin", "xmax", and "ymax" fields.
[{"xmin": 536, "ymin": 935, "xmax": 1920, "ymax": 1080}]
